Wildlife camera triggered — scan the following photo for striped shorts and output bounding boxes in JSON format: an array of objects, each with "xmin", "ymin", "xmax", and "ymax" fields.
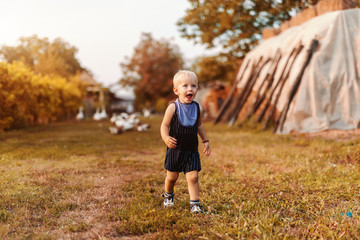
[{"xmin": 164, "ymin": 148, "xmax": 201, "ymax": 174}]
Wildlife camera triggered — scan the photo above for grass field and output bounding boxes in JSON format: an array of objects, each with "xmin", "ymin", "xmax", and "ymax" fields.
[{"xmin": 0, "ymin": 116, "xmax": 360, "ymax": 239}]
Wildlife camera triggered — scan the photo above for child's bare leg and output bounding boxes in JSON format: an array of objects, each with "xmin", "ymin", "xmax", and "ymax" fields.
[
  {"xmin": 186, "ymin": 170, "xmax": 199, "ymax": 200},
  {"xmin": 165, "ymin": 170, "xmax": 179, "ymax": 193}
]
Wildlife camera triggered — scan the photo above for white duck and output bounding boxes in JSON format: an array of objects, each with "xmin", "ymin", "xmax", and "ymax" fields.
[
  {"xmin": 143, "ymin": 108, "xmax": 151, "ymax": 118},
  {"xmin": 115, "ymin": 115, "xmax": 134, "ymax": 131},
  {"xmin": 110, "ymin": 113, "xmax": 117, "ymax": 123},
  {"xmin": 137, "ymin": 123, "xmax": 150, "ymax": 132},
  {"xmin": 99, "ymin": 107, "xmax": 108, "ymax": 120},
  {"xmin": 93, "ymin": 108, "xmax": 101, "ymax": 121},
  {"xmin": 108, "ymin": 126, "xmax": 119, "ymax": 134},
  {"xmin": 120, "ymin": 112, "xmax": 129, "ymax": 120},
  {"xmin": 76, "ymin": 107, "xmax": 84, "ymax": 120}
]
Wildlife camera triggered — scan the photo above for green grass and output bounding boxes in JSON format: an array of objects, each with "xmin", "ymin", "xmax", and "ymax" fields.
[{"xmin": 0, "ymin": 117, "xmax": 359, "ymax": 239}]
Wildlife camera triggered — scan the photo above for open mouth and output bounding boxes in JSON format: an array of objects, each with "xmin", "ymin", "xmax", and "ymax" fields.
[{"xmin": 186, "ymin": 93, "xmax": 193, "ymax": 100}]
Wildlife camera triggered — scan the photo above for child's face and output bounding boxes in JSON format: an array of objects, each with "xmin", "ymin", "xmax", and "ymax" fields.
[{"xmin": 173, "ymin": 76, "xmax": 198, "ymax": 104}]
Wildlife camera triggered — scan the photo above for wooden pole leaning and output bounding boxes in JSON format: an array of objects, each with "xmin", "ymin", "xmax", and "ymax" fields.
[
  {"xmin": 213, "ymin": 60, "xmax": 250, "ymax": 124},
  {"xmin": 228, "ymin": 57, "xmax": 271, "ymax": 126},
  {"xmin": 246, "ymin": 49, "xmax": 282, "ymax": 119},
  {"xmin": 257, "ymin": 47, "xmax": 298, "ymax": 124},
  {"xmin": 262, "ymin": 43, "xmax": 304, "ymax": 130},
  {"xmin": 218, "ymin": 57, "xmax": 263, "ymax": 124},
  {"xmin": 276, "ymin": 39, "xmax": 319, "ymax": 133}
]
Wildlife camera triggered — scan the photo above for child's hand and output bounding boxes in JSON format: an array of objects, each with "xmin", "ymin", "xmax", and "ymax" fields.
[
  {"xmin": 203, "ymin": 142, "xmax": 211, "ymax": 156},
  {"xmin": 165, "ymin": 136, "xmax": 177, "ymax": 149}
]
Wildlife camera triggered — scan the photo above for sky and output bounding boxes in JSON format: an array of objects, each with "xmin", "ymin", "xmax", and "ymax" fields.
[{"xmin": 0, "ymin": 0, "xmax": 219, "ymax": 88}]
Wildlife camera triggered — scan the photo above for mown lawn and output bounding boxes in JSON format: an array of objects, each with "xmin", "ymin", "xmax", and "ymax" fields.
[{"xmin": 0, "ymin": 116, "xmax": 360, "ymax": 239}]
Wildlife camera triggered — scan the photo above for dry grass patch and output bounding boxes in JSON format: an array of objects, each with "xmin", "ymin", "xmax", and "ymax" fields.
[{"xmin": 1, "ymin": 117, "xmax": 360, "ymax": 239}]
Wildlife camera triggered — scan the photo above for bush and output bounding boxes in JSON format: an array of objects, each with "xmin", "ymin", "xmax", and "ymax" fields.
[{"xmin": 0, "ymin": 61, "xmax": 84, "ymax": 130}]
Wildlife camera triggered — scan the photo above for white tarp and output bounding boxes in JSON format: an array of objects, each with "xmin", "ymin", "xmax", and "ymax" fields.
[{"xmin": 236, "ymin": 9, "xmax": 360, "ymax": 134}]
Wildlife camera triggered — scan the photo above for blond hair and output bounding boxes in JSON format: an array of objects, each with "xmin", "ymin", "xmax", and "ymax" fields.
[{"xmin": 173, "ymin": 70, "xmax": 198, "ymax": 87}]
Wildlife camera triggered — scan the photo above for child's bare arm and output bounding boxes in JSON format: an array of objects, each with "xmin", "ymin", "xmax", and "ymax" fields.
[
  {"xmin": 198, "ymin": 124, "xmax": 211, "ymax": 156},
  {"xmin": 160, "ymin": 103, "xmax": 177, "ymax": 149},
  {"xmin": 198, "ymin": 110, "xmax": 211, "ymax": 156}
]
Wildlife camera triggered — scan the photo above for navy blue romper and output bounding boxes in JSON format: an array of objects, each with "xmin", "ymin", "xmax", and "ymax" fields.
[{"xmin": 164, "ymin": 100, "xmax": 201, "ymax": 173}]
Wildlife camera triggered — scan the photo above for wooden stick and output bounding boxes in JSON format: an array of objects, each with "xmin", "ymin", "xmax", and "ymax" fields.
[
  {"xmin": 219, "ymin": 57, "xmax": 263, "ymax": 124},
  {"xmin": 257, "ymin": 53, "xmax": 293, "ymax": 124},
  {"xmin": 247, "ymin": 49, "xmax": 282, "ymax": 119},
  {"xmin": 228, "ymin": 57, "xmax": 271, "ymax": 126},
  {"xmin": 261, "ymin": 43, "xmax": 304, "ymax": 130},
  {"xmin": 213, "ymin": 59, "xmax": 250, "ymax": 124},
  {"xmin": 257, "ymin": 46, "xmax": 299, "ymax": 124},
  {"xmin": 269, "ymin": 43, "xmax": 304, "ymax": 131},
  {"xmin": 276, "ymin": 39, "xmax": 319, "ymax": 133}
]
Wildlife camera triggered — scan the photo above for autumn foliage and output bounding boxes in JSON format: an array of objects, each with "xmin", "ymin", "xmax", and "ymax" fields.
[
  {"xmin": 0, "ymin": 35, "xmax": 83, "ymax": 78},
  {"xmin": 0, "ymin": 61, "xmax": 84, "ymax": 130},
  {"xmin": 178, "ymin": 0, "xmax": 321, "ymax": 84},
  {"xmin": 119, "ymin": 33, "xmax": 184, "ymax": 111}
]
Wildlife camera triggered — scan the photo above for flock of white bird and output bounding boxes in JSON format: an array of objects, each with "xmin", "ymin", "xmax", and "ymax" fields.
[
  {"xmin": 108, "ymin": 112, "xmax": 150, "ymax": 134},
  {"xmin": 76, "ymin": 107, "xmax": 150, "ymax": 134}
]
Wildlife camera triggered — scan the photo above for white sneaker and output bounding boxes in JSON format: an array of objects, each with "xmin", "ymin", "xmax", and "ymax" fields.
[
  {"xmin": 190, "ymin": 204, "xmax": 203, "ymax": 214},
  {"xmin": 163, "ymin": 192, "xmax": 174, "ymax": 207}
]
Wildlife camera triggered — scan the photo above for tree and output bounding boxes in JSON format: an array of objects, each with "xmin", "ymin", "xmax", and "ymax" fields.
[
  {"xmin": 193, "ymin": 54, "xmax": 240, "ymax": 84},
  {"xmin": 178, "ymin": 0, "xmax": 317, "ymax": 58},
  {"xmin": 36, "ymin": 38, "xmax": 83, "ymax": 78},
  {"xmin": 178, "ymin": 0, "xmax": 322, "ymax": 84},
  {"xmin": 0, "ymin": 35, "xmax": 83, "ymax": 78},
  {"xmin": 119, "ymin": 33, "xmax": 184, "ymax": 110}
]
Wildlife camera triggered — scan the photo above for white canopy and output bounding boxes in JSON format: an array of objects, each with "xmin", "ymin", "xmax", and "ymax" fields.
[{"xmin": 235, "ymin": 9, "xmax": 360, "ymax": 134}]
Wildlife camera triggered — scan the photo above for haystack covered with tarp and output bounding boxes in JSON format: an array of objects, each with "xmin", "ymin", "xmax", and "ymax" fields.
[{"xmin": 215, "ymin": 8, "xmax": 360, "ymax": 134}]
